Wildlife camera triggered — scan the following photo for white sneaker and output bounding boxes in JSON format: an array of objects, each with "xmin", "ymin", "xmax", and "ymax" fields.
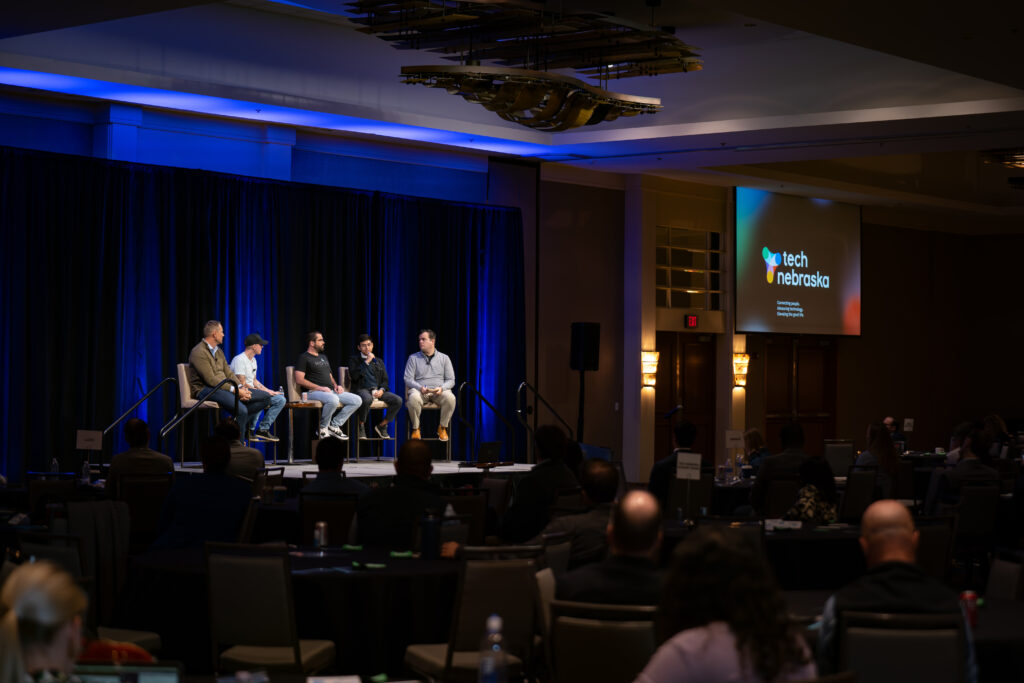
[
  {"xmin": 328, "ymin": 424, "xmax": 348, "ymax": 440},
  {"xmin": 318, "ymin": 426, "xmax": 331, "ymax": 440}
]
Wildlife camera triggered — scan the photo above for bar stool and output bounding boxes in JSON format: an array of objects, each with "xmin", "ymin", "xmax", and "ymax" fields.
[
  {"xmin": 284, "ymin": 366, "xmax": 322, "ymax": 464},
  {"xmin": 406, "ymin": 398, "xmax": 453, "ymax": 462},
  {"xmin": 337, "ymin": 366, "xmax": 397, "ymax": 461}
]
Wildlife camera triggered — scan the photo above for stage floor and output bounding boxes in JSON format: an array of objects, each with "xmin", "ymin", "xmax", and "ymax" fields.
[{"xmin": 174, "ymin": 459, "xmax": 534, "ymax": 479}]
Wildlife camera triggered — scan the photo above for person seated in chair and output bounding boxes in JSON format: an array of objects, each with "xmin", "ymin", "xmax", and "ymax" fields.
[
  {"xmin": 108, "ymin": 418, "xmax": 174, "ymax": 492},
  {"xmin": 348, "ymin": 333, "xmax": 403, "ymax": 440},
  {"xmin": 498, "ymin": 424, "xmax": 578, "ymax": 543},
  {"xmin": 648, "ymin": 420, "xmax": 707, "ymax": 511},
  {"xmin": 556, "ymin": 489, "xmax": 663, "ymax": 604},
  {"xmin": 816, "ymin": 499, "xmax": 975, "ymax": 679},
  {"xmin": 213, "ymin": 418, "xmax": 264, "ymax": 482},
  {"xmin": 528, "ymin": 459, "xmax": 619, "ymax": 570},
  {"xmin": 751, "ymin": 422, "xmax": 809, "ymax": 515},
  {"xmin": 924, "ymin": 422, "xmax": 999, "ymax": 515},
  {"xmin": 403, "ymin": 329, "xmax": 456, "ymax": 441},
  {"xmin": 303, "ymin": 436, "xmax": 370, "ymax": 498}
]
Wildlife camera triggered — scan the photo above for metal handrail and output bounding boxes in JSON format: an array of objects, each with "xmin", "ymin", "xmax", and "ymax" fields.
[
  {"xmin": 457, "ymin": 381, "xmax": 517, "ymax": 461},
  {"xmin": 516, "ymin": 381, "xmax": 574, "ymax": 441},
  {"xmin": 102, "ymin": 377, "xmax": 179, "ymax": 437},
  {"xmin": 159, "ymin": 377, "xmax": 239, "ymax": 440}
]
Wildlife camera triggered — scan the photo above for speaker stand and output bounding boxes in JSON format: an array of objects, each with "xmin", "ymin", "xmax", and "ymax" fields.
[{"xmin": 577, "ymin": 368, "xmax": 586, "ymax": 442}]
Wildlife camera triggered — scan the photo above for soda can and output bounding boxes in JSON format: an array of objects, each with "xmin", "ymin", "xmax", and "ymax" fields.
[
  {"xmin": 960, "ymin": 590, "xmax": 978, "ymax": 626},
  {"xmin": 314, "ymin": 521, "xmax": 328, "ymax": 549},
  {"xmin": 301, "ymin": 391, "xmax": 309, "ymax": 402}
]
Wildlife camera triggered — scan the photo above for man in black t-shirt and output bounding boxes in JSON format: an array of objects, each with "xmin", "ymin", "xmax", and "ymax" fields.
[{"xmin": 293, "ymin": 331, "xmax": 362, "ymax": 440}]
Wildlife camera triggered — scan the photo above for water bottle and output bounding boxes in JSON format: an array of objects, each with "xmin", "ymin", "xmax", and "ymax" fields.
[
  {"xmin": 277, "ymin": 385, "xmax": 284, "ymax": 397},
  {"xmin": 81, "ymin": 459, "xmax": 90, "ymax": 485},
  {"xmin": 735, "ymin": 454, "xmax": 743, "ymax": 480},
  {"xmin": 50, "ymin": 457, "xmax": 59, "ymax": 473},
  {"xmin": 478, "ymin": 614, "xmax": 507, "ymax": 683}
]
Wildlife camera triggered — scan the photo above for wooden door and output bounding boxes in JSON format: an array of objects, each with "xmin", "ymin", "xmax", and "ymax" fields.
[
  {"xmin": 654, "ymin": 331, "xmax": 717, "ymax": 466},
  {"xmin": 763, "ymin": 336, "xmax": 837, "ymax": 457}
]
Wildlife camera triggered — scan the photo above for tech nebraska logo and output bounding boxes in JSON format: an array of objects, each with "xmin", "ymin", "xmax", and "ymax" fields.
[
  {"xmin": 761, "ymin": 247, "xmax": 830, "ymax": 288},
  {"xmin": 761, "ymin": 247, "xmax": 781, "ymax": 283}
]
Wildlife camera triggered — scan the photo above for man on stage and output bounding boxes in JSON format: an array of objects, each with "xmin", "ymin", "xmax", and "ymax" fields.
[
  {"xmin": 348, "ymin": 334, "xmax": 402, "ymax": 440},
  {"xmin": 230, "ymin": 332, "xmax": 285, "ymax": 441},
  {"xmin": 403, "ymin": 329, "xmax": 456, "ymax": 441},
  {"xmin": 187, "ymin": 320, "xmax": 269, "ymax": 430},
  {"xmin": 294, "ymin": 331, "xmax": 361, "ymax": 440}
]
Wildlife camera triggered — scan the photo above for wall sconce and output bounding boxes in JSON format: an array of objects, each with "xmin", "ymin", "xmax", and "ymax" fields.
[
  {"xmin": 641, "ymin": 351, "xmax": 659, "ymax": 387},
  {"xmin": 733, "ymin": 353, "xmax": 750, "ymax": 387}
]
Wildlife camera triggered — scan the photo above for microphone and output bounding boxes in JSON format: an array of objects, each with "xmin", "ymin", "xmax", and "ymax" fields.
[{"xmin": 663, "ymin": 405, "xmax": 683, "ymax": 420}]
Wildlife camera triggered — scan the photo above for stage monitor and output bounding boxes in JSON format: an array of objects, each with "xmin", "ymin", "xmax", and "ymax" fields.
[{"xmin": 735, "ymin": 188, "xmax": 861, "ymax": 336}]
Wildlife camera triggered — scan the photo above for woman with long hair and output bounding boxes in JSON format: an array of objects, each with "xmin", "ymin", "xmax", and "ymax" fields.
[
  {"xmin": 785, "ymin": 457, "xmax": 838, "ymax": 524},
  {"xmin": 0, "ymin": 561, "xmax": 87, "ymax": 683},
  {"xmin": 637, "ymin": 527, "xmax": 816, "ymax": 682},
  {"xmin": 743, "ymin": 428, "xmax": 771, "ymax": 475}
]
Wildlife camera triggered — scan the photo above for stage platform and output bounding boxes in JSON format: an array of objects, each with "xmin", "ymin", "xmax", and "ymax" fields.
[{"xmin": 174, "ymin": 459, "xmax": 534, "ymax": 479}]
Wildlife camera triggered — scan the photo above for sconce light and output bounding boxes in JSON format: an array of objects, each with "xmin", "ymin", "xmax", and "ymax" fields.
[
  {"xmin": 732, "ymin": 353, "xmax": 750, "ymax": 387},
  {"xmin": 641, "ymin": 351, "xmax": 660, "ymax": 387}
]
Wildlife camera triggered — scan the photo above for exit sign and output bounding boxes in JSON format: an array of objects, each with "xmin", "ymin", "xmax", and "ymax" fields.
[{"xmin": 685, "ymin": 314, "xmax": 699, "ymax": 329}]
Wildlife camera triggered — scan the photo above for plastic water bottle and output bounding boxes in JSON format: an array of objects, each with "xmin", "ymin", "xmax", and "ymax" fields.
[
  {"xmin": 50, "ymin": 457, "xmax": 59, "ymax": 473},
  {"xmin": 478, "ymin": 614, "xmax": 507, "ymax": 683},
  {"xmin": 735, "ymin": 454, "xmax": 743, "ymax": 480},
  {"xmin": 278, "ymin": 385, "xmax": 284, "ymax": 396},
  {"xmin": 81, "ymin": 459, "xmax": 90, "ymax": 485}
]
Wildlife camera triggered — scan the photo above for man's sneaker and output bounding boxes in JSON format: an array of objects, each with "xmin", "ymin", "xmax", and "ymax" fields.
[
  {"xmin": 318, "ymin": 426, "xmax": 331, "ymax": 440},
  {"xmin": 358, "ymin": 423, "xmax": 368, "ymax": 440},
  {"xmin": 375, "ymin": 422, "xmax": 392, "ymax": 439},
  {"xmin": 411, "ymin": 428, "xmax": 422, "ymax": 440},
  {"xmin": 437, "ymin": 426, "xmax": 449, "ymax": 442},
  {"xmin": 328, "ymin": 424, "xmax": 349, "ymax": 440},
  {"xmin": 254, "ymin": 429, "xmax": 279, "ymax": 442}
]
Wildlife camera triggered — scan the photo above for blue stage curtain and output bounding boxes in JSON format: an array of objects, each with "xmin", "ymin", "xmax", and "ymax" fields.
[{"xmin": 0, "ymin": 146, "xmax": 525, "ymax": 481}]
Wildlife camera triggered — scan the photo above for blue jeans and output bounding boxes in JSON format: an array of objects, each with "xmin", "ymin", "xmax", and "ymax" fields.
[
  {"xmin": 197, "ymin": 386, "xmax": 270, "ymax": 431},
  {"xmin": 308, "ymin": 390, "xmax": 362, "ymax": 429},
  {"xmin": 248, "ymin": 389, "xmax": 286, "ymax": 432}
]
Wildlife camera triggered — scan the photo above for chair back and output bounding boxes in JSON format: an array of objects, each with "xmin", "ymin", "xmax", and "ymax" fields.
[
  {"xmin": 252, "ymin": 466, "xmax": 286, "ymax": 498},
  {"xmin": 301, "ymin": 471, "xmax": 321, "ymax": 486},
  {"xmin": 667, "ymin": 474, "xmax": 713, "ymax": 519},
  {"xmin": 697, "ymin": 517, "xmax": 766, "ymax": 556},
  {"xmin": 336, "ymin": 366, "xmax": 351, "ymax": 392},
  {"xmin": 285, "ymin": 366, "xmax": 314, "ymax": 404},
  {"xmin": 548, "ymin": 600, "xmax": 656, "ymax": 683},
  {"xmin": 299, "ymin": 494, "xmax": 358, "ymax": 546},
  {"xmin": 480, "ymin": 477, "xmax": 511, "ymax": 517},
  {"xmin": 447, "ymin": 559, "xmax": 538, "ymax": 669},
  {"xmin": 763, "ymin": 478, "xmax": 800, "ymax": 519},
  {"xmin": 176, "ymin": 363, "xmax": 192, "ymax": 405},
  {"xmin": 542, "ymin": 531, "xmax": 572, "ymax": 575},
  {"xmin": 535, "ymin": 567, "xmax": 556, "ymax": 639},
  {"xmin": 206, "ymin": 543, "xmax": 301, "ymax": 669},
  {"xmin": 914, "ymin": 516, "xmax": 955, "ymax": 582},
  {"xmin": 893, "ymin": 459, "xmax": 916, "ymax": 501},
  {"xmin": 838, "ymin": 611, "xmax": 964, "ymax": 683},
  {"xmin": 954, "ymin": 484, "xmax": 999, "ymax": 539},
  {"xmin": 115, "ymin": 472, "xmax": 174, "ymax": 543},
  {"xmin": 986, "ymin": 557, "xmax": 1024, "ymax": 600},
  {"xmin": 441, "ymin": 492, "xmax": 488, "ymax": 545},
  {"xmin": 824, "ymin": 441, "xmax": 854, "ymax": 478},
  {"xmin": 840, "ymin": 468, "xmax": 878, "ymax": 523}
]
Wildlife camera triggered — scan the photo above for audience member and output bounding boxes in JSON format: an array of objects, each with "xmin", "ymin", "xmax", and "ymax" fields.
[
  {"xmin": 107, "ymin": 418, "xmax": 174, "ymax": 492},
  {"xmin": 743, "ymin": 428, "xmax": 771, "ymax": 475},
  {"xmin": 882, "ymin": 416, "xmax": 906, "ymax": 449},
  {"xmin": 817, "ymin": 500, "xmax": 975, "ymax": 680},
  {"xmin": 498, "ymin": 425, "xmax": 578, "ymax": 543},
  {"xmin": 637, "ymin": 527, "xmax": 816, "ymax": 683},
  {"xmin": 945, "ymin": 421, "xmax": 973, "ymax": 465},
  {"xmin": 750, "ymin": 422, "xmax": 808, "ymax": 515},
  {"xmin": 213, "ymin": 418, "xmax": 265, "ymax": 481},
  {"xmin": 649, "ymin": 420, "xmax": 702, "ymax": 511},
  {"xmin": 784, "ymin": 457, "xmax": 838, "ymax": 524},
  {"xmin": 982, "ymin": 414, "xmax": 1013, "ymax": 460},
  {"xmin": 357, "ymin": 439, "xmax": 446, "ymax": 549},
  {"xmin": 529, "ymin": 459, "xmax": 619, "ymax": 569},
  {"xmin": 556, "ymin": 490, "xmax": 663, "ymax": 604},
  {"xmin": 855, "ymin": 423, "xmax": 897, "ymax": 497},
  {"xmin": 0, "ymin": 561, "xmax": 87, "ymax": 682},
  {"xmin": 303, "ymin": 437, "xmax": 370, "ymax": 498},
  {"xmin": 151, "ymin": 435, "xmax": 253, "ymax": 550},
  {"xmin": 925, "ymin": 422, "xmax": 999, "ymax": 515}
]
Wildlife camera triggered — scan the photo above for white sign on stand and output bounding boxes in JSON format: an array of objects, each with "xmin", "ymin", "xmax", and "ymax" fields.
[
  {"xmin": 903, "ymin": 418, "xmax": 915, "ymax": 432},
  {"xmin": 675, "ymin": 451, "xmax": 702, "ymax": 481},
  {"xmin": 76, "ymin": 429, "xmax": 103, "ymax": 451},
  {"xmin": 725, "ymin": 430, "xmax": 744, "ymax": 450}
]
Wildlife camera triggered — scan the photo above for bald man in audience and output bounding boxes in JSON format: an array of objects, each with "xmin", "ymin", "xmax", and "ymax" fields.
[
  {"xmin": 817, "ymin": 500, "xmax": 975, "ymax": 679},
  {"xmin": 556, "ymin": 489, "xmax": 663, "ymax": 604}
]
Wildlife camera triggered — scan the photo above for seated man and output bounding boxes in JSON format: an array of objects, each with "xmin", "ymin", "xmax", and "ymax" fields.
[
  {"xmin": 925, "ymin": 422, "xmax": 999, "ymax": 515},
  {"xmin": 187, "ymin": 320, "xmax": 269, "ymax": 428},
  {"xmin": 108, "ymin": 418, "xmax": 174, "ymax": 492},
  {"xmin": 229, "ymin": 332, "xmax": 285, "ymax": 441},
  {"xmin": 151, "ymin": 435, "xmax": 254, "ymax": 551},
  {"xmin": 294, "ymin": 331, "xmax": 362, "ymax": 440},
  {"xmin": 648, "ymin": 420, "xmax": 705, "ymax": 511},
  {"xmin": 213, "ymin": 418, "xmax": 265, "ymax": 481},
  {"xmin": 817, "ymin": 500, "xmax": 976, "ymax": 679},
  {"xmin": 750, "ymin": 422, "xmax": 809, "ymax": 515},
  {"xmin": 529, "ymin": 459, "xmax": 619, "ymax": 570},
  {"xmin": 556, "ymin": 489, "xmax": 663, "ymax": 604},
  {"xmin": 498, "ymin": 425, "xmax": 578, "ymax": 543},
  {"xmin": 347, "ymin": 334, "xmax": 402, "ymax": 440},
  {"xmin": 303, "ymin": 436, "xmax": 370, "ymax": 498},
  {"xmin": 357, "ymin": 439, "xmax": 446, "ymax": 549},
  {"xmin": 403, "ymin": 329, "xmax": 455, "ymax": 441}
]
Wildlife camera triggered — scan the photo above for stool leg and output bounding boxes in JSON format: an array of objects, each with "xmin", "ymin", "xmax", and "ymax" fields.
[{"xmin": 288, "ymin": 409, "xmax": 295, "ymax": 465}]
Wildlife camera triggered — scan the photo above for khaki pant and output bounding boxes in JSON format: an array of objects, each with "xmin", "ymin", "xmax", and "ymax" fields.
[{"xmin": 406, "ymin": 388, "xmax": 456, "ymax": 430}]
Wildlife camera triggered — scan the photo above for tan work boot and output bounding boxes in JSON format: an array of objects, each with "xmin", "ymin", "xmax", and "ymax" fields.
[
  {"xmin": 411, "ymin": 428, "xmax": 421, "ymax": 440},
  {"xmin": 437, "ymin": 426, "xmax": 449, "ymax": 441}
]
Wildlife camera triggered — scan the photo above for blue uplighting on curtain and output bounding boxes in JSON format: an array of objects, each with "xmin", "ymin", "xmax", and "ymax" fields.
[{"xmin": 0, "ymin": 146, "xmax": 525, "ymax": 481}]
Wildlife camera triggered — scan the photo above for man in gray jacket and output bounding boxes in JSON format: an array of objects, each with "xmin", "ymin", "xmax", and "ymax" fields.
[{"xmin": 403, "ymin": 329, "xmax": 455, "ymax": 441}]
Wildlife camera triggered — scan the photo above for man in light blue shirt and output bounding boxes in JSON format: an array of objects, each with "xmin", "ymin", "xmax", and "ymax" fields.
[
  {"xmin": 403, "ymin": 329, "xmax": 455, "ymax": 441},
  {"xmin": 230, "ymin": 333, "xmax": 285, "ymax": 441}
]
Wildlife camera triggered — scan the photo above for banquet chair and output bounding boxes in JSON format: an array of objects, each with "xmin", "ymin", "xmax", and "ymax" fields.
[
  {"xmin": 914, "ymin": 516, "xmax": 955, "ymax": 583},
  {"xmin": 114, "ymin": 472, "xmax": 174, "ymax": 551},
  {"xmin": 838, "ymin": 611, "xmax": 965, "ymax": 683},
  {"xmin": 404, "ymin": 559, "xmax": 538, "ymax": 682},
  {"xmin": 206, "ymin": 542, "xmax": 335, "ymax": 673},
  {"xmin": 548, "ymin": 600, "xmax": 656, "ymax": 683},
  {"xmin": 986, "ymin": 556, "xmax": 1024, "ymax": 599},
  {"xmin": 839, "ymin": 468, "xmax": 877, "ymax": 523}
]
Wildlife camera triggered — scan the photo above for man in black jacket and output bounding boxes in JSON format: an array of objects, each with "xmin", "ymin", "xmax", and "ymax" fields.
[{"xmin": 348, "ymin": 334, "xmax": 403, "ymax": 440}]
